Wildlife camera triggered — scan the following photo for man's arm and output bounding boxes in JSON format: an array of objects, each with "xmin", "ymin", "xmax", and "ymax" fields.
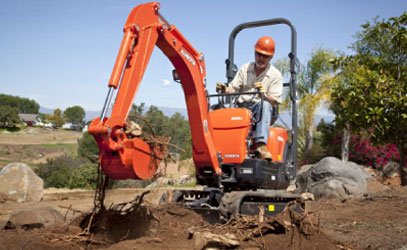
[{"xmin": 264, "ymin": 70, "xmax": 283, "ymax": 105}]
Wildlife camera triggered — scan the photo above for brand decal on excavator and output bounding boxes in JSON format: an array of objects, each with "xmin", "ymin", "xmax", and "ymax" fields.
[
  {"xmin": 180, "ymin": 48, "xmax": 196, "ymax": 66},
  {"xmin": 231, "ymin": 116, "xmax": 243, "ymax": 121},
  {"xmin": 224, "ymin": 154, "xmax": 240, "ymax": 158}
]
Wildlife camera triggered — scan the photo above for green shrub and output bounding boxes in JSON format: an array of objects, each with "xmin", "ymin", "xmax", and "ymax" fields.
[
  {"xmin": 77, "ymin": 132, "xmax": 99, "ymax": 163},
  {"xmin": 35, "ymin": 155, "xmax": 98, "ymax": 189}
]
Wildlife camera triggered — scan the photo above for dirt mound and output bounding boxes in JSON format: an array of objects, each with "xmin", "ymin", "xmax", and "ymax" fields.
[{"xmin": 68, "ymin": 194, "xmax": 338, "ymax": 249}]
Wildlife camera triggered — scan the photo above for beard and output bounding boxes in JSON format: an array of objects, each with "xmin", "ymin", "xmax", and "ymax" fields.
[{"xmin": 255, "ymin": 61, "xmax": 267, "ymax": 69}]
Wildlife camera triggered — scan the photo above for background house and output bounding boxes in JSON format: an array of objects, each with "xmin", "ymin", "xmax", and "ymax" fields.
[{"xmin": 18, "ymin": 114, "xmax": 40, "ymax": 126}]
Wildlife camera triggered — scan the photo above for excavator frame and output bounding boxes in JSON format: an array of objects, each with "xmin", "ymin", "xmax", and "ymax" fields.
[{"xmin": 88, "ymin": 2, "xmax": 299, "ymax": 221}]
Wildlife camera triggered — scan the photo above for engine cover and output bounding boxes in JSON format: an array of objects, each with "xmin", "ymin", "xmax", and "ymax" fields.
[{"xmin": 208, "ymin": 108, "xmax": 251, "ymax": 164}]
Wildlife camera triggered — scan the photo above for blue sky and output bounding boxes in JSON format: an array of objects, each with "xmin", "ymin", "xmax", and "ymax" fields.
[{"xmin": 0, "ymin": 0, "xmax": 405, "ymax": 111}]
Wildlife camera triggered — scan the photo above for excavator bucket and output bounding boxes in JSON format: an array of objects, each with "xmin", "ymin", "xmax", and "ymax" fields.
[{"xmin": 89, "ymin": 118, "xmax": 165, "ymax": 180}]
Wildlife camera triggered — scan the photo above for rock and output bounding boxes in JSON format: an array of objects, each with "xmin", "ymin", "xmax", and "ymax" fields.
[
  {"xmin": 178, "ymin": 174, "xmax": 193, "ymax": 185},
  {"xmin": 296, "ymin": 157, "xmax": 370, "ymax": 200},
  {"xmin": 147, "ymin": 177, "xmax": 174, "ymax": 188},
  {"xmin": 125, "ymin": 121, "xmax": 142, "ymax": 137},
  {"xmin": 382, "ymin": 162, "xmax": 400, "ymax": 178},
  {"xmin": 286, "ymin": 180, "xmax": 297, "ymax": 193},
  {"xmin": 193, "ymin": 231, "xmax": 239, "ymax": 249},
  {"xmin": 0, "ymin": 162, "xmax": 44, "ymax": 202},
  {"xmin": 5, "ymin": 206, "xmax": 65, "ymax": 230},
  {"xmin": 0, "ymin": 192, "xmax": 16, "ymax": 203},
  {"xmin": 300, "ymin": 192, "xmax": 315, "ymax": 201}
]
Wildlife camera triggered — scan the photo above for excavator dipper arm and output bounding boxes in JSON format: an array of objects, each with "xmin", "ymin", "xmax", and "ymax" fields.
[{"xmin": 88, "ymin": 2, "xmax": 221, "ymax": 180}]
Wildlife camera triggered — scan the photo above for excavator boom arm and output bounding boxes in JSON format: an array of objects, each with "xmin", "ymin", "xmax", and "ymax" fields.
[{"xmin": 89, "ymin": 2, "xmax": 221, "ymax": 180}]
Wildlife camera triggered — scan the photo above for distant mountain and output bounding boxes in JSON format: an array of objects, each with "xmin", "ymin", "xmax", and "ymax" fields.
[
  {"xmin": 39, "ymin": 106, "xmax": 53, "ymax": 114},
  {"xmin": 157, "ymin": 106, "xmax": 188, "ymax": 118},
  {"xmin": 40, "ymin": 106, "xmax": 101, "ymax": 122}
]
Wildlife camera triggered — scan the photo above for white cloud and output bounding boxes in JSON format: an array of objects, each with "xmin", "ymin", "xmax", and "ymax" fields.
[{"xmin": 162, "ymin": 79, "xmax": 171, "ymax": 86}]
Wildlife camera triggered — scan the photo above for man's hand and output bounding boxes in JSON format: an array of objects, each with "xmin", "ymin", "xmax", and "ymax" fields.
[
  {"xmin": 254, "ymin": 82, "xmax": 265, "ymax": 94},
  {"xmin": 216, "ymin": 82, "xmax": 226, "ymax": 93}
]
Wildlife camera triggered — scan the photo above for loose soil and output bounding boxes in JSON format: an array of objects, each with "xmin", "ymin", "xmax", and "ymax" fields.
[
  {"xmin": 1, "ymin": 185, "xmax": 406, "ymax": 249},
  {"xmin": 1, "ymin": 128, "xmax": 407, "ymax": 249}
]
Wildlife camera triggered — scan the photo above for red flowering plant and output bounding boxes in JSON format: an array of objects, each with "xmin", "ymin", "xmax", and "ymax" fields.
[{"xmin": 348, "ymin": 134, "xmax": 400, "ymax": 169}]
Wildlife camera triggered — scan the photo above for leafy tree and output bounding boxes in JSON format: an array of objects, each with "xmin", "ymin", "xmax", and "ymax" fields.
[
  {"xmin": 127, "ymin": 105, "xmax": 192, "ymax": 160},
  {"xmin": 49, "ymin": 108, "xmax": 64, "ymax": 127},
  {"xmin": 130, "ymin": 103, "xmax": 146, "ymax": 117},
  {"xmin": 331, "ymin": 12, "xmax": 406, "ymax": 184},
  {"xmin": 0, "ymin": 94, "xmax": 39, "ymax": 114},
  {"xmin": 0, "ymin": 105, "xmax": 20, "ymax": 128},
  {"xmin": 78, "ymin": 132, "xmax": 99, "ymax": 163},
  {"xmin": 64, "ymin": 105, "xmax": 85, "ymax": 124},
  {"xmin": 315, "ymin": 119, "xmax": 340, "ymax": 159},
  {"xmin": 165, "ymin": 112, "xmax": 192, "ymax": 160},
  {"xmin": 143, "ymin": 105, "xmax": 168, "ymax": 136}
]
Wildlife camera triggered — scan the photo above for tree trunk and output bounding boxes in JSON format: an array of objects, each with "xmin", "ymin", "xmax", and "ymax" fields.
[
  {"xmin": 341, "ymin": 123, "xmax": 350, "ymax": 162},
  {"xmin": 304, "ymin": 127, "xmax": 314, "ymax": 161},
  {"xmin": 399, "ymin": 143, "xmax": 407, "ymax": 186}
]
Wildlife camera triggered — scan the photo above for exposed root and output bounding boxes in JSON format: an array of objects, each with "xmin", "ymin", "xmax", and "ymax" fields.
[
  {"xmin": 188, "ymin": 199, "xmax": 320, "ymax": 249},
  {"xmin": 78, "ymin": 190, "xmax": 155, "ymax": 243},
  {"xmin": 126, "ymin": 115, "xmax": 186, "ymax": 179}
]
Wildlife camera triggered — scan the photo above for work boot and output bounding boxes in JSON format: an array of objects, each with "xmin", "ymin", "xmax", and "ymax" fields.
[{"xmin": 256, "ymin": 144, "xmax": 272, "ymax": 160}]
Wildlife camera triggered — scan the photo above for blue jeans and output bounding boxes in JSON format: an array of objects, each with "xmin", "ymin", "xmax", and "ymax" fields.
[{"xmin": 240, "ymin": 101, "xmax": 274, "ymax": 145}]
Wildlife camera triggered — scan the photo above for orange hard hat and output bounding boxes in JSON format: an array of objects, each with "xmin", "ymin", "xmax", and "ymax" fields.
[{"xmin": 255, "ymin": 36, "xmax": 275, "ymax": 56}]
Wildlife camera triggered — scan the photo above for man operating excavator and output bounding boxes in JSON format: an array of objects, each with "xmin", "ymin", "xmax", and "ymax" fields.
[{"xmin": 216, "ymin": 36, "xmax": 283, "ymax": 160}]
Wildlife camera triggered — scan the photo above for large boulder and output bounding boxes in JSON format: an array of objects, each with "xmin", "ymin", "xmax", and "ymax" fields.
[
  {"xmin": 5, "ymin": 206, "xmax": 65, "ymax": 230},
  {"xmin": 296, "ymin": 157, "xmax": 371, "ymax": 200},
  {"xmin": 0, "ymin": 162, "xmax": 44, "ymax": 202}
]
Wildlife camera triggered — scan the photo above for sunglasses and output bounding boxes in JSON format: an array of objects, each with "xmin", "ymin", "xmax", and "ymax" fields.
[{"xmin": 255, "ymin": 51, "xmax": 272, "ymax": 59}]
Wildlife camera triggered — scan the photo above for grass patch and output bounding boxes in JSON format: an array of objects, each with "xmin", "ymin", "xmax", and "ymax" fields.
[{"xmin": 41, "ymin": 143, "xmax": 78, "ymax": 156}]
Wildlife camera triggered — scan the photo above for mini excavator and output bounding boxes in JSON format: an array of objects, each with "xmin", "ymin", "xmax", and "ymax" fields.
[{"xmin": 88, "ymin": 2, "xmax": 299, "ymax": 220}]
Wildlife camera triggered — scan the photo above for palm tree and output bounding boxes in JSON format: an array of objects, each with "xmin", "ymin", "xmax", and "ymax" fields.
[{"xmin": 276, "ymin": 48, "xmax": 336, "ymax": 162}]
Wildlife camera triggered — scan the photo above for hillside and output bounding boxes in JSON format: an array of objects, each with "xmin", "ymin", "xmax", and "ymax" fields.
[{"xmin": 0, "ymin": 127, "xmax": 82, "ymax": 166}]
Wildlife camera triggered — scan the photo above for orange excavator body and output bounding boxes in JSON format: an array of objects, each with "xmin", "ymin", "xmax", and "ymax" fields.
[
  {"xmin": 208, "ymin": 108, "xmax": 251, "ymax": 164},
  {"xmin": 88, "ymin": 1, "xmax": 300, "ymax": 219},
  {"xmin": 88, "ymin": 2, "xmax": 297, "ymax": 197}
]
